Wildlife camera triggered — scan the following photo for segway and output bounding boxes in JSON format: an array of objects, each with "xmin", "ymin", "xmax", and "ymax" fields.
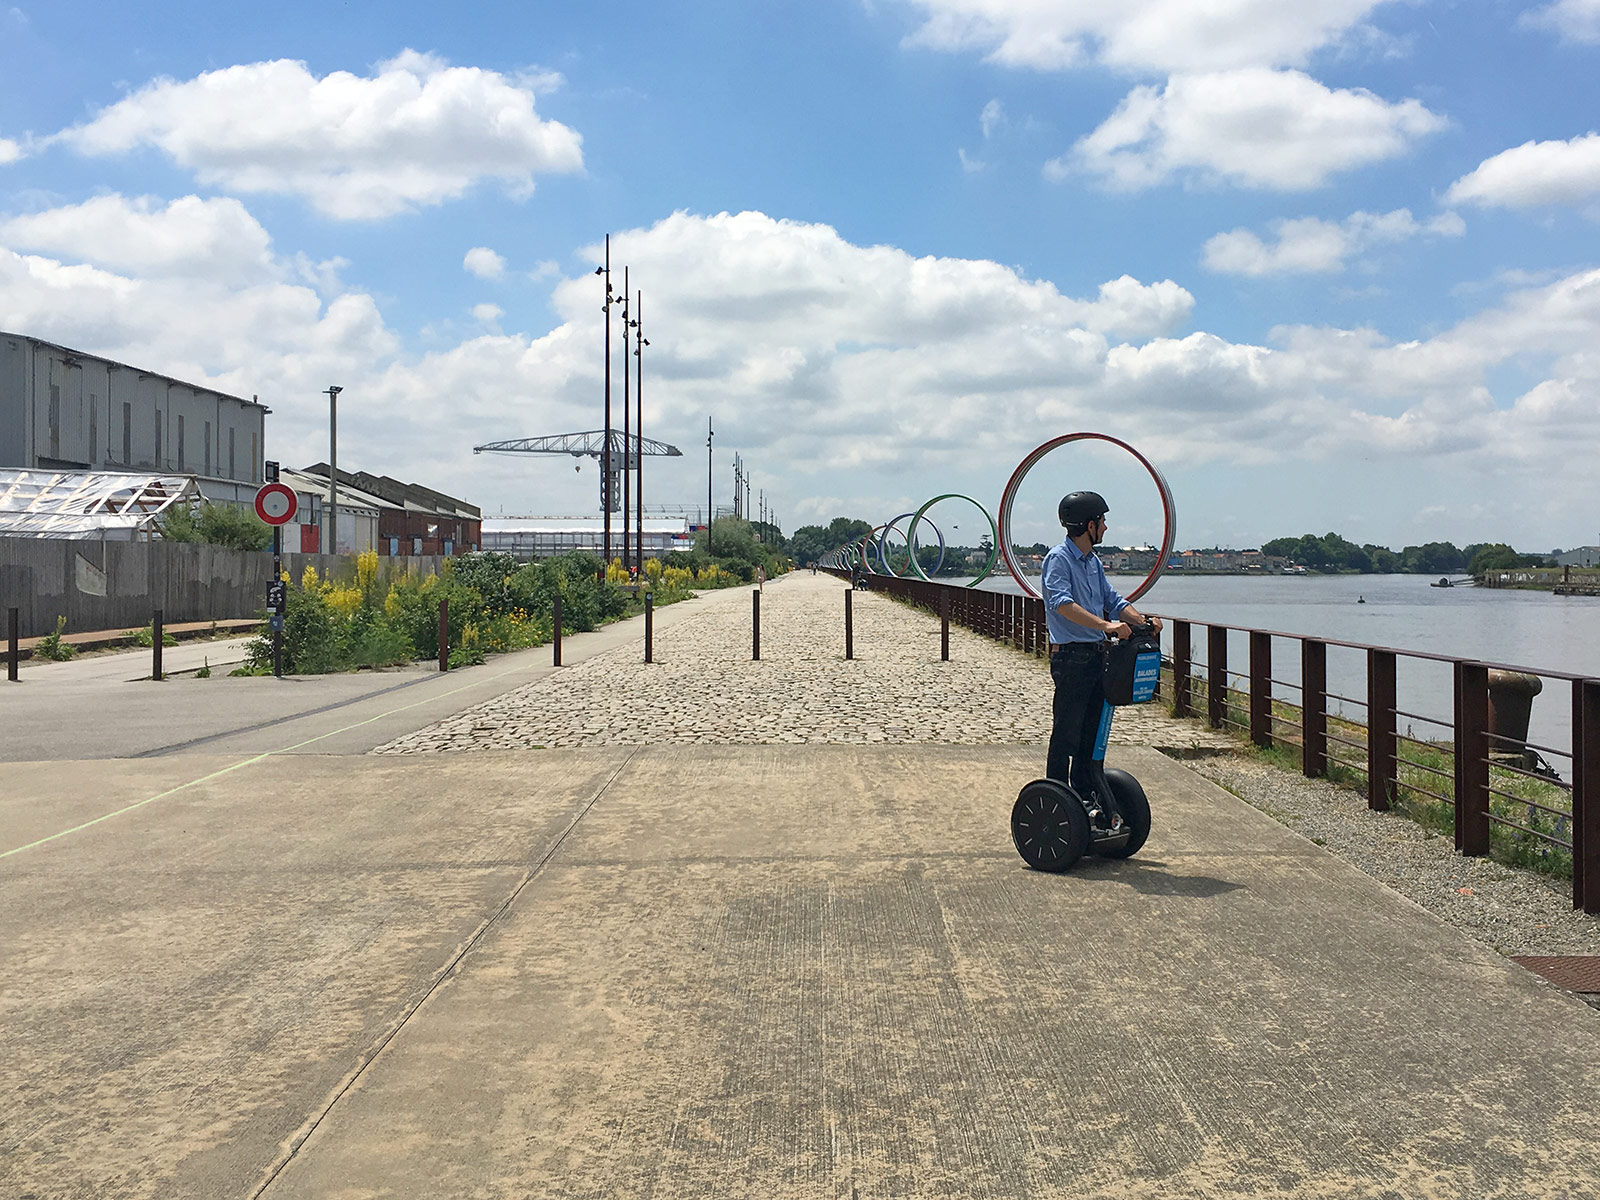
[{"xmin": 1012, "ymin": 624, "xmax": 1161, "ymax": 872}]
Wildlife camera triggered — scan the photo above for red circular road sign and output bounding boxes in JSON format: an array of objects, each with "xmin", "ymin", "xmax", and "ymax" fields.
[{"xmin": 254, "ymin": 482, "xmax": 298, "ymax": 526}]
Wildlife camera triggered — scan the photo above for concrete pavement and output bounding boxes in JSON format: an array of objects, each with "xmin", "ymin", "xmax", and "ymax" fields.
[{"xmin": 2, "ymin": 575, "xmax": 1598, "ymax": 1199}]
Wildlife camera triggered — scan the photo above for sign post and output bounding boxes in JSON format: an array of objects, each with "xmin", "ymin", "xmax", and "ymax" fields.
[{"xmin": 256, "ymin": 468, "xmax": 297, "ymax": 677}]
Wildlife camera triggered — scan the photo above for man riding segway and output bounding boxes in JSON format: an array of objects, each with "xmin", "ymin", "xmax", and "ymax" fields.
[{"xmin": 1011, "ymin": 491, "xmax": 1163, "ymax": 871}]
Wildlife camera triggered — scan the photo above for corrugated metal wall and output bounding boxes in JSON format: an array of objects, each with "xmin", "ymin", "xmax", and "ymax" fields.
[{"xmin": 0, "ymin": 538, "xmax": 447, "ymax": 638}]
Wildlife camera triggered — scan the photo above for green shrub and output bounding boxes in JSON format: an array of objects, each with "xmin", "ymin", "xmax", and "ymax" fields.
[
  {"xmin": 34, "ymin": 615, "xmax": 77, "ymax": 661},
  {"xmin": 133, "ymin": 622, "xmax": 178, "ymax": 648},
  {"xmin": 158, "ymin": 501, "xmax": 273, "ymax": 551}
]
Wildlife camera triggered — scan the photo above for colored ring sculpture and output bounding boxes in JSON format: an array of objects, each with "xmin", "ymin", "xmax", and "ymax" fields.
[
  {"xmin": 997, "ymin": 432, "xmax": 1176, "ymax": 603},
  {"xmin": 877, "ymin": 513, "xmax": 947, "ymax": 577},
  {"xmin": 907, "ymin": 494, "xmax": 999, "ymax": 586}
]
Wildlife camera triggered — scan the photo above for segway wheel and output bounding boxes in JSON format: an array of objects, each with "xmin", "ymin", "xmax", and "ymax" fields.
[
  {"xmin": 1099, "ymin": 768, "xmax": 1152, "ymax": 859},
  {"xmin": 1011, "ymin": 779, "xmax": 1091, "ymax": 872}
]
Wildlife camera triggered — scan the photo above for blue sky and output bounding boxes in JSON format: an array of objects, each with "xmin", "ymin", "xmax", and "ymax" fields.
[{"xmin": 3, "ymin": 0, "xmax": 1599, "ymax": 552}]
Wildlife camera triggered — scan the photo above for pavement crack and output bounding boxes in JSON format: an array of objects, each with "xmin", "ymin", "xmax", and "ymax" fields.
[{"xmin": 248, "ymin": 746, "xmax": 643, "ymax": 1198}]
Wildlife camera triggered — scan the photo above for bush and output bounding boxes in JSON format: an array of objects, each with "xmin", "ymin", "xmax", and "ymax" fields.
[
  {"xmin": 159, "ymin": 501, "xmax": 273, "ymax": 551},
  {"xmin": 133, "ymin": 622, "xmax": 178, "ymax": 648},
  {"xmin": 34, "ymin": 615, "xmax": 76, "ymax": 661}
]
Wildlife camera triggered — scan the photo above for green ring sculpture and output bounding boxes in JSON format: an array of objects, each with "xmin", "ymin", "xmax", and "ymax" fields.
[{"xmin": 907, "ymin": 493, "xmax": 999, "ymax": 586}]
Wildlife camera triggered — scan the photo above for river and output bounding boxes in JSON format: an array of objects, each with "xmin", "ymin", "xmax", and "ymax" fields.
[{"xmin": 957, "ymin": 572, "xmax": 1600, "ymax": 766}]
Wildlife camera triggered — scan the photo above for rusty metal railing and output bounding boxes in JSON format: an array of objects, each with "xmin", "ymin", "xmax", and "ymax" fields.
[{"xmin": 824, "ymin": 566, "xmax": 1600, "ymax": 915}]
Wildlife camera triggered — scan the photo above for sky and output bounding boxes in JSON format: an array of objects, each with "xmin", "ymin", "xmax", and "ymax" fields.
[{"xmin": 2, "ymin": 0, "xmax": 1599, "ymax": 553}]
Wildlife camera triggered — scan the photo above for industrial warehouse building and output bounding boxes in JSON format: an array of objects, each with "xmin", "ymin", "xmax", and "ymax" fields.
[
  {"xmin": 0, "ymin": 331, "xmax": 269, "ymax": 507},
  {"xmin": 481, "ymin": 516, "xmax": 693, "ymax": 559}
]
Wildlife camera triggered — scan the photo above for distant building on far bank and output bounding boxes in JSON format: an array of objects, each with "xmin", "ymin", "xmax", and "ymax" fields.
[
  {"xmin": 1553, "ymin": 546, "xmax": 1600, "ymax": 567},
  {"xmin": 0, "ymin": 330, "xmax": 268, "ymax": 507}
]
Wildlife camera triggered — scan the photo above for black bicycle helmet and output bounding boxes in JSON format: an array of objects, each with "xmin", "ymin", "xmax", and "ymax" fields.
[{"xmin": 1058, "ymin": 491, "xmax": 1109, "ymax": 529}]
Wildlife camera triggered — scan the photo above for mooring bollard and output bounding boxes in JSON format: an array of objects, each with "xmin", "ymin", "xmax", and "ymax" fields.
[
  {"xmin": 941, "ymin": 590, "xmax": 950, "ymax": 662},
  {"xmin": 152, "ymin": 609, "xmax": 164, "ymax": 681},
  {"xmin": 438, "ymin": 597, "xmax": 449, "ymax": 672},
  {"xmin": 845, "ymin": 588, "xmax": 854, "ymax": 660},
  {"xmin": 7, "ymin": 607, "xmax": 18, "ymax": 682},
  {"xmin": 645, "ymin": 592, "xmax": 654, "ymax": 663},
  {"xmin": 553, "ymin": 593, "xmax": 563, "ymax": 666},
  {"xmin": 753, "ymin": 589, "xmax": 761, "ymax": 661}
]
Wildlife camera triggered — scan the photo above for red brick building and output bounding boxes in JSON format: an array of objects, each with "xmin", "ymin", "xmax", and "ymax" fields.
[{"xmin": 299, "ymin": 463, "xmax": 480, "ymax": 557}]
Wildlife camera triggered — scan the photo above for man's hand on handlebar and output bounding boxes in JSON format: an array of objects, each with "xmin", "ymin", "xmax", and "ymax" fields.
[{"xmin": 1105, "ymin": 620, "xmax": 1133, "ymax": 641}]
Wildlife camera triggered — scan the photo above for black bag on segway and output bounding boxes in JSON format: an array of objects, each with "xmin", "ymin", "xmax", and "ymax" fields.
[{"xmin": 1103, "ymin": 626, "xmax": 1161, "ymax": 706}]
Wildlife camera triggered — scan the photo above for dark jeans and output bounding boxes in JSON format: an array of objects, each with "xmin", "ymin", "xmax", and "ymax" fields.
[{"xmin": 1048, "ymin": 645, "xmax": 1108, "ymax": 801}]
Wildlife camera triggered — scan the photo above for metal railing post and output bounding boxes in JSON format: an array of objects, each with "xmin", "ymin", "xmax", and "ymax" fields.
[
  {"xmin": 1574, "ymin": 680, "xmax": 1600, "ymax": 914},
  {"xmin": 1454, "ymin": 661, "xmax": 1489, "ymax": 854},
  {"xmin": 752, "ymin": 589, "xmax": 760, "ymax": 661},
  {"xmin": 438, "ymin": 598, "xmax": 449, "ymax": 672},
  {"xmin": 6, "ymin": 608, "xmax": 17, "ymax": 682},
  {"xmin": 1368, "ymin": 648, "xmax": 1396, "ymax": 811},
  {"xmin": 1302, "ymin": 639, "xmax": 1327, "ymax": 778},
  {"xmin": 645, "ymin": 592, "xmax": 654, "ymax": 664},
  {"xmin": 553, "ymin": 593, "xmax": 562, "ymax": 666},
  {"xmin": 152, "ymin": 609, "xmax": 163, "ymax": 681},
  {"xmin": 940, "ymin": 590, "xmax": 949, "ymax": 662},
  {"xmin": 1172, "ymin": 620, "xmax": 1191, "ymax": 718},
  {"xmin": 845, "ymin": 588, "xmax": 853, "ymax": 660},
  {"xmin": 1207, "ymin": 625, "xmax": 1227, "ymax": 729},
  {"xmin": 1250, "ymin": 630, "xmax": 1272, "ymax": 748}
]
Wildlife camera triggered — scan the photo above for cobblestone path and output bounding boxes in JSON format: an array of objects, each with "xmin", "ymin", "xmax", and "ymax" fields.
[{"xmin": 374, "ymin": 573, "xmax": 1236, "ymax": 754}]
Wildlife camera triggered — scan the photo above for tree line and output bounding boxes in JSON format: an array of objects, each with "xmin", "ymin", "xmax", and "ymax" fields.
[{"xmin": 1259, "ymin": 533, "xmax": 1552, "ymax": 576}]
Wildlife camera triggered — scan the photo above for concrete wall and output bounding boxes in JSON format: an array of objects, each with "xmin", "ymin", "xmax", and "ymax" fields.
[{"xmin": 0, "ymin": 538, "xmax": 448, "ymax": 638}]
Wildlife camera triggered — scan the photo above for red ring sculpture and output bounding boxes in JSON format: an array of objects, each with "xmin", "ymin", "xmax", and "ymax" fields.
[{"xmin": 998, "ymin": 432, "xmax": 1177, "ymax": 604}]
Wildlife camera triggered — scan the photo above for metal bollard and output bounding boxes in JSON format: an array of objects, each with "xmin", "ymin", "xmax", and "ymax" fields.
[
  {"xmin": 152, "ymin": 609, "xmax": 163, "ymax": 681},
  {"xmin": 7, "ymin": 607, "xmax": 17, "ymax": 682},
  {"xmin": 941, "ymin": 591, "xmax": 949, "ymax": 662},
  {"xmin": 845, "ymin": 588, "xmax": 853, "ymax": 660},
  {"xmin": 438, "ymin": 597, "xmax": 449, "ymax": 672},
  {"xmin": 645, "ymin": 592, "xmax": 654, "ymax": 663},
  {"xmin": 752, "ymin": 589, "xmax": 761, "ymax": 661},
  {"xmin": 553, "ymin": 593, "xmax": 563, "ymax": 666}
]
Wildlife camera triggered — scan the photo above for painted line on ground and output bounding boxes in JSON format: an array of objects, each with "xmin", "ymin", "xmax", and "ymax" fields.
[{"xmin": 0, "ymin": 654, "xmax": 559, "ymax": 861}]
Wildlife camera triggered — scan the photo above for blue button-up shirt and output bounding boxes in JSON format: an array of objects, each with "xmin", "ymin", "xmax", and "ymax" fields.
[{"xmin": 1042, "ymin": 537, "xmax": 1129, "ymax": 645}]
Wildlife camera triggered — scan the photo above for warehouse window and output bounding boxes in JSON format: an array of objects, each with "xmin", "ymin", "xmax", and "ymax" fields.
[
  {"xmin": 177, "ymin": 415, "xmax": 185, "ymax": 470},
  {"xmin": 122, "ymin": 403, "xmax": 131, "ymax": 464},
  {"xmin": 228, "ymin": 428, "xmax": 236, "ymax": 479},
  {"xmin": 49, "ymin": 384, "xmax": 60, "ymax": 459}
]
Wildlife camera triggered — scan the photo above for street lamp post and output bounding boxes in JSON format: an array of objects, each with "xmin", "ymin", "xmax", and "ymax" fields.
[
  {"xmin": 620, "ymin": 267, "xmax": 631, "ymax": 572},
  {"xmin": 634, "ymin": 290, "xmax": 648, "ymax": 571},
  {"xmin": 594, "ymin": 235, "xmax": 614, "ymax": 567},
  {"xmin": 706, "ymin": 417, "xmax": 714, "ymax": 548},
  {"xmin": 324, "ymin": 385, "xmax": 342, "ymax": 554}
]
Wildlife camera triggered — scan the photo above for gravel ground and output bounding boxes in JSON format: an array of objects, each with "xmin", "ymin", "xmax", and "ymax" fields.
[{"xmin": 1178, "ymin": 746, "xmax": 1600, "ymax": 966}]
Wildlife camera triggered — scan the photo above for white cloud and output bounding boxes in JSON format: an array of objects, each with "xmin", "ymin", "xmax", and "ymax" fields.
[
  {"xmin": 1058, "ymin": 69, "xmax": 1444, "ymax": 191},
  {"xmin": 1445, "ymin": 132, "xmax": 1600, "ymax": 210},
  {"xmin": 1203, "ymin": 208, "xmax": 1465, "ymax": 276},
  {"xmin": 463, "ymin": 246, "xmax": 507, "ymax": 279},
  {"xmin": 901, "ymin": 0, "xmax": 1391, "ymax": 73},
  {"xmin": 54, "ymin": 50, "xmax": 584, "ymax": 220},
  {"xmin": 957, "ymin": 147, "xmax": 986, "ymax": 173},
  {"xmin": 980, "ymin": 98, "xmax": 1004, "ymax": 138},
  {"xmin": 0, "ymin": 137, "xmax": 21, "ymax": 165},
  {"xmin": 4, "ymin": 205, "xmax": 1595, "ymax": 542},
  {"xmin": 1521, "ymin": 0, "xmax": 1600, "ymax": 44},
  {"xmin": 0, "ymin": 194, "xmax": 276, "ymax": 283},
  {"xmin": 471, "ymin": 302, "xmax": 503, "ymax": 325}
]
